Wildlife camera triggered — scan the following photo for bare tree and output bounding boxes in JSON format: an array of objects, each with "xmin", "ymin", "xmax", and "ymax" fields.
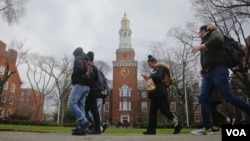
[
  {"xmin": 0, "ymin": 0, "xmax": 29, "ymax": 25},
  {"xmin": 8, "ymin": 39, "xmax": 30, "ymax": 66},
  {"xmin": 45, "ymin": 55, "xmax": 73, "ymax": 126},
  {"xmin": 25, "ymin": 53, "xmax": 56, "ymax": 120},
  {"xmin": 191, "ymin": 0, "xmax": 250, "ymax": 100},
  {"xmin": 93, "ymin": 60, "xmax": 111, "ymax": 75}
]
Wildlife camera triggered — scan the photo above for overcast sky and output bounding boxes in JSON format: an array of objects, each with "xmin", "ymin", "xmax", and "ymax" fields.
[{"xmin": 0, "ymin": 0, "xmax": 196, "ymax": 83}]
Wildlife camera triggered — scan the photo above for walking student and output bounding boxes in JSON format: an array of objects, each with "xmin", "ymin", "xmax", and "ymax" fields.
[
  {"xmin": 85, "ymin": 51, "xmax": 102, "ymax": 134},
  {"xmin": 68, "ymin": 47, "xmax": 90, "ymax": 135},
  {"xmin": 141, "ymin": 55, "xmax": 182, "ymax": 135},
  {"xmin": 191, "ymin": 24, "xmax": 250, "ymax": 135}
]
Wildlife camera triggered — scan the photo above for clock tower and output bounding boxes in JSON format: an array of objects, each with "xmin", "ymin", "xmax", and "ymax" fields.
[{"xmin": 112, "ymin": 13, "xmax": 138, "ymax": 125}]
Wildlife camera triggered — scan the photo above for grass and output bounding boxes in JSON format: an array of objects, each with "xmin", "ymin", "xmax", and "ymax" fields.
[{"xmin": 0, "ymin": 124, "xmax": 194, "ymax": 134}]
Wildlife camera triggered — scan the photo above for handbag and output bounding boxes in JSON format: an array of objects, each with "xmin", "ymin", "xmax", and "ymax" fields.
[{"xmin": 146, "ymin": 78, "xmax": 155, "ymax": 92}]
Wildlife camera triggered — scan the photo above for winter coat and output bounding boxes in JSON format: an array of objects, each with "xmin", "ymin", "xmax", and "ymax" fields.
[
  {"xmin": 200, "ymin": 25, "xmax": 226, "ymax": 70},
  {"xmin": 71, "ymin": 48, "xmax": 89, "ymax": 86},
  {"xmin": 148, "ymin": 62, "xmax": 169, "ymax": 99}
]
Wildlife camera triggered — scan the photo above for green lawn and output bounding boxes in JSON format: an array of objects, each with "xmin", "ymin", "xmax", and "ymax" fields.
[{"xmin": 0, "ymin": 124, "xmax": 194, "ymax": 134}]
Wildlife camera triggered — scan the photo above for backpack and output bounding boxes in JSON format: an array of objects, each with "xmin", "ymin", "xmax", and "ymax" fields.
[
  {"xmin": 156, "ymin": 62, "xmax": 173, "ymax": 88},
  {"xmin": 96, "ymin": 70, "xmax": 110, "ymax": 98},
  {"xmin": 162, "ymin": 68, "xmax": 172, "ymax": 88},
  {"xmin": 223, "ymin": 35, "xmax": 243, "ymax": 69}
]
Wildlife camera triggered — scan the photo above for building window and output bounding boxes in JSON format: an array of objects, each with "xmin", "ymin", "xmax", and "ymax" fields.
[
  {"xmin": 141, "ymin": 91, "xmax": 147, "ymax": 98},
  {"xmin": 194, "ymin": 114, "xmax": 201, "ymax": 122},
  {"xmin": 0, "ymin": 66, "xmax": 5, "ymax": 75},
  {"xmin": 170, "ymin": 102, "xmax": 176, "ymax": 112},
  {"xmin": 1, "ymin": 95, "xmax": 6, "ymax": 103},
  {"xmin": 119, "ymin": 100, "xmax": 131, "ymax": 111},
  {"xmin": 0, "ymin": 107, "xmax": 4, "ymax": 118},
  {"xmin": 193, "ymin": 96, "xmax": 199, "ymax": 104},
  {"xmin": 9, "ymin": 96, "xmax": 13, "ymax": 105},
  {"xmin": 119, "ymin": 85, "xmax": 131, "ymax": 97},
  {"xmin": 20, "ymin": 91, "xmax": 25, "ymax": 96},
  {"xmin": 104, "ymin": 102, "xmax": 109, "ymax": 112},
  {"xmin": 7, "ymin": 109, "xmax": 12, "ymax": 117},
  {"xmin": 141, "ymin": 102, "xmax": 147, "ymax": 112},
  {"xmin": 11, "ymin": 84, "xmax": 16, "ymax": 93},
  {"xmin": 193, "ymin": 104, "xmax": 200, "ymax": 113},
  {"xmin": 27, "ymin": 91, "xmax": 31, "ymax": 96},
  {"xmin": 3, "ymin": 82, "xmax": 8, "ymax": 90}
]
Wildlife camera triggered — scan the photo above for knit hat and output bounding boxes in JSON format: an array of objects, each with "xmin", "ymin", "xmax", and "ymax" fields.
[
  {"xmin": 199, "ymin": 25, "xmax": 208, "ymax": 32},
  {"xmin": 87, "ymin": 51, "xmax": 94, "ymax": 62}
]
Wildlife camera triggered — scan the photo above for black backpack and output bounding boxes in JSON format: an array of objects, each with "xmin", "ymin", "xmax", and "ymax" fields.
[{"xmin": 223, "ymin": 35, "xmax": 243, "ymax": 69}]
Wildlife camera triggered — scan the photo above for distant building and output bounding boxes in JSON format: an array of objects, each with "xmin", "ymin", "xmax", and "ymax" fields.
[
  {"xmin": 0, "ymin": 40, "xmax": 44, "ymax": 121},
  {"xmin": 0, "ymin": 40, "xmax": 22, "ymax": 119}
]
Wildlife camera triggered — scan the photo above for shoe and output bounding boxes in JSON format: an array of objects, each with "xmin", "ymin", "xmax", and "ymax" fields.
[
  {"xmin": 173, "ymin": 123, "xmax": 182, "ymax": 134},
  {"xmin": 102, "ymin": 123, "xmax": 108, "ymax": 133},
  {"xmin": 88, "ymin": 122, "xmax": 94, "ymax": 130},
  {"xmin": 88, "ymin": 129, "xmax": 101, "ymax": 134},
  {"xmin": 80, "ymin": 121, "xmax": 91, "ymax": 132},
  {"xmin": 190, "ymin": 128, "xmax": 214, "ymax": 135},
  {"xmin": 143, "ymin": 131, "xmax": 156, "ymax": 135},
  {"xmin": 211, "ymin": 128, "xmax": 220, "ymax": 133},
  {"xmin": 72, "ymin": 127, "xmax": 87, "ymax": 135}
]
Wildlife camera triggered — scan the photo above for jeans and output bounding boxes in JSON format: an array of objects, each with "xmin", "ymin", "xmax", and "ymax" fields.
[
  {"xmin": 68, "ymin": 84, "xmax": 90, "ymax": 124},
  {"xmin": 199, "ymin": 66, "xmax": 250, "ymax": 129}
]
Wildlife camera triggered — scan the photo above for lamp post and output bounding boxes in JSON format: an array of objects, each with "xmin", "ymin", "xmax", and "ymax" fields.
[{"xmin": 183, "ymin": 61, "xmax": 189, "ymax": 127}]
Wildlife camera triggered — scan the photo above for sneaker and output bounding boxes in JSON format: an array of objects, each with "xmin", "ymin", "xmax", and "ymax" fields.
[
  {"xmin": 190, "ymin": 128, "xmax": 214, "ymax": 135},
  {"xmin": 173, "ymin": 123, "xmax": 182, "ymax": 134},
  {"xmin": 72, "ymin": 127, "xmax": 87, "ymax": 136},
  {"xmin": 102, "ymin": 123, "xmax": 108, "ymax": 133},
  {"xmin": 81, "ymin": 121, "xmax": 91, "ymax": 132},
  {"xmin": 88, "ymin": 129, "xmax": 101, "ymax": 134},
  {"xmin": 143, "ymin": 130, "xmax": 156, "ymax": 135},
  {"xmin": 211, "ymin": 128, "xmax": 220, "ymax": 133}
]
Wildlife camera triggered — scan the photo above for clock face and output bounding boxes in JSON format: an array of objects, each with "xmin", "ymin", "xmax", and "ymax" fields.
[{"xmin": 120, "ymin": 67, "xmax": 130, "ymax": 76}]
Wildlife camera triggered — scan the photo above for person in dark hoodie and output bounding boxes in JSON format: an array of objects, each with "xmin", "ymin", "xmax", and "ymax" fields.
[
  {"xmin": 84, "ymin": 51, "xmax": 102, "ymax": 134},
  {"xmin": 68, "ymin": 47, "xmax": 91, "ymax": 135}
]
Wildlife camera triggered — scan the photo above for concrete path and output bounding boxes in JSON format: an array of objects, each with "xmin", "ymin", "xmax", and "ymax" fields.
[{"xmin": 0, "ymin": 131, "xmax": 220, "ymax": 141}]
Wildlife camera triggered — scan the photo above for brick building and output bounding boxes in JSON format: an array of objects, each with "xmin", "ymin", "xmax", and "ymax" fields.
[
  {"xmin": 17, "ymin": 88, "xmax": 44, "ymax": 121},
  {"xmin": 0, "ymin": 40, "xmax": 44, "ymax": 121},
  {"xmin": 0, "ymin": 40, "xmax": 22, "ymax": 120}
]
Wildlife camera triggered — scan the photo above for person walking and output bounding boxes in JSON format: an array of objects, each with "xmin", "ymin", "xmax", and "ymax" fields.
[
  {"xmin": 68, "ymin": 47, "xmax": 91, "ymax": 135},
  {"xmin": 191, "ymin": 24, "xmax": 250, "ymax": 135},
  {"xmin": 141, "ymin": 55, "xmax": 182, "ymax": 135},
  {"xmin": 85, "ymin": 51, "xmax": 102, "ymax": 134}
]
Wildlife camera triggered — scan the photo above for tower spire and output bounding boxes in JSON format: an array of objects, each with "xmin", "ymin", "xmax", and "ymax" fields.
[{"xmin": 119, "ymin": 13, "xmax": 132, "ymax": 48}]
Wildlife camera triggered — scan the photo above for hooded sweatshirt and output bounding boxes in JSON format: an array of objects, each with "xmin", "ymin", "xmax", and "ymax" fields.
[{"xmin": 71, "ymin": 47, "xmax": 90, "ymax": 85}]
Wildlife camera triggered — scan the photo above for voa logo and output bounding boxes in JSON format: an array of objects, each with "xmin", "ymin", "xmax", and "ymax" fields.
[{"xmin": 226, "ymin": 129, "xmax": 246, "ymax": 136}]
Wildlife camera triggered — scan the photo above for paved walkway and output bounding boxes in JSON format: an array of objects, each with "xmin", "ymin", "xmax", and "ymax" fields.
[{"xmin": 0, "ymin": 131, "xmax": 220, "ymax": 141}]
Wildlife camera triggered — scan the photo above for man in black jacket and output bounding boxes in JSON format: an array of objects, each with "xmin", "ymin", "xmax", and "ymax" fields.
[{"xmin": 68, "ymin": 47, "xmax": 90, "ymax": 135}]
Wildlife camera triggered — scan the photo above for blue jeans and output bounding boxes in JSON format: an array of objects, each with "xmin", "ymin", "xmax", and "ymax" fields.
[
  {"xmin": 199, "ymin": 66, "xmax": 250, "ymax": 129},
  {"xmin": 68, "ymin": 84, "xmax": 90, "ymax": 124}
]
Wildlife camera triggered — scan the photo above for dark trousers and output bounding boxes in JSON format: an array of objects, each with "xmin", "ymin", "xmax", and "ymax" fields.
[
  {"xmin": 85, "ymin": 89, "xmax": 100, "ymax": 130},
  {"xmin": 210, "ymin": 102, "xmax": 228, "ymax": 126},
  {"xmin": 148, "ymin": 96, "xmax": 175, "ymax": 132}
]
